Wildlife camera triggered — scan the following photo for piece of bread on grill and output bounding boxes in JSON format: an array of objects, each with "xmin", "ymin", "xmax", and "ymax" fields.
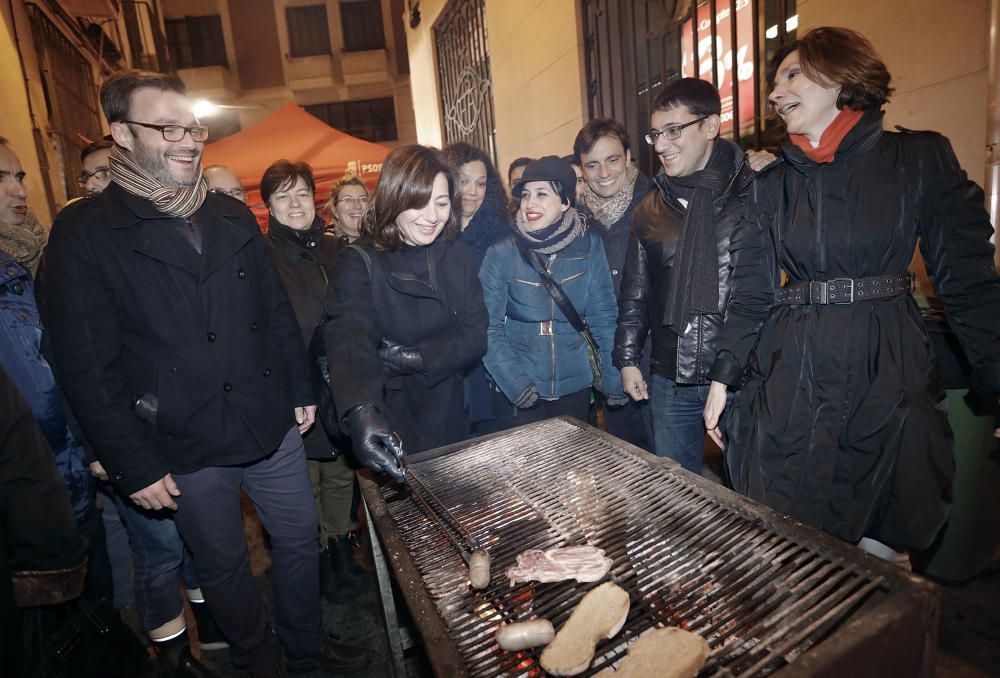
[
  {"xmin": 594, "ymin": 626, "xmax": 710, "ymax": 677},
  {"xmin": 540, "ymin": 581, "xmax": 630, "ymax": 676}
]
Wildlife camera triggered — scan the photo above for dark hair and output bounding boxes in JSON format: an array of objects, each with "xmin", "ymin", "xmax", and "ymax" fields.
[
  {"xmin": 80, "ymin": 139, "xmax": 114, "ymax": 163},
  {"xmin": 652, "ymin": 77, "xmax": 722, "ymax": 118},
  {"xmin": 99, "ymin": 70, "xmax": 187, "ymax": 124},
  {"xmin": 362, "ymin": 145, "xmax": 459, "ymax": 251},
  {"xmin": 506, "ymin": 157, "xmax": 533, "ymax": 184},
  {"xmin": 546, "ymin": 181, "xmax": 571, "ymax": 207},
  {"xmin": 260, "ymin": 160, "xmax": 316, "ymax": 204},
  {"xmin": 443, "ymin": 142, "xmax": 509, "ymax": 219},
  {"xmin": 573, "ymin": 118, "xmax": 630, "ymax": 163},
  {"xmin": 767, "ymin": 27, "xmax": 893, "ymax": 112}
]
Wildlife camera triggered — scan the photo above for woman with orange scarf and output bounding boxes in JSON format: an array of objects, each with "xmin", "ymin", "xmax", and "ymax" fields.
[{"xmin": 703, "ymin": 27, "xmax": 1000, "ymax": 568}]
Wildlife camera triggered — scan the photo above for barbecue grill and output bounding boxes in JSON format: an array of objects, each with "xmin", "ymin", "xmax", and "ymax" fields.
[{"xmin": 360, "ymin": 417, "xmax": 939, "ymax": 677}]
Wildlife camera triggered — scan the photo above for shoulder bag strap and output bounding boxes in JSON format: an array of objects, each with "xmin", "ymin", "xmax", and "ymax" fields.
[{"xmin": 512, "ymin": 236, "xmax": 599, "ymax": 351}]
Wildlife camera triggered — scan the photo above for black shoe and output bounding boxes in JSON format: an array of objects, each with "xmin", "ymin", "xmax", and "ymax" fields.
[
  {"xmin": 319, "ymin": 549, "xmax": 344, "ymax": 604},
  {"xmin": 156, "ymin": 632, "xmax": 219, "ymax": 677},
  {"xmin": 175, "ymin": 646, "xmax": 219, "ymax": 678},
  {"xmin": 328, "ymin": 535, "xmax": 365, "ymax": 586},
  {"xmin": 189, "ymin": 601, "xmax": 229, "ymax": 652},
  {"xmin": 285, "ymin": 638, "xmax": 372, "ymax": 674}
]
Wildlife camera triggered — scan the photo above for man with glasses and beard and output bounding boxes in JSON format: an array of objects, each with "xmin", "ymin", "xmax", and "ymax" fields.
[
  {"xmin": 41, "ymin": 70, "xmax": 372, "ymax": 676},
  {"xmin": 613, "ymin": 78, "xmax": 754, "ymax": 475}
]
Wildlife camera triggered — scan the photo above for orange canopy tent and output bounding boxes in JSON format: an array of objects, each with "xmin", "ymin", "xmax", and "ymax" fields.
[{"xmin": 201, "ymin": 103, "xmax": 391, "ymax": 228}]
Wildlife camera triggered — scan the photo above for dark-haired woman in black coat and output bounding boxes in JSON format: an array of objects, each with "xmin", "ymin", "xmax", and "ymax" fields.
[
  {"xmin": 704, "ymin": 27, "xmax": 1000, "ymax": 567},
  {"xmin": 324, "ymin": 146, "xmax": 488, "ymax": 481}
]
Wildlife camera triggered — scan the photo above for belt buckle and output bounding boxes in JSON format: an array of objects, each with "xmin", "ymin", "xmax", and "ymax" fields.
[
  {"xmin": 829, "ymin": 278, "xmax": 854, "ymax": 304},
  {"xmin": 539, "ymin": 320, "xmax": 554, "ymax": 336},
  {"xmin": 808, "ymin": 280, "xmax": 829, "ymax": 304}
]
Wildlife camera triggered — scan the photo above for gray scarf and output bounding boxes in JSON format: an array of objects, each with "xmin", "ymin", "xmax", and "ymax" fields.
[
  {"xmin": 0, "ymin": 209, "xmax": 48, "ymax": 276},
  {"xmin": 110, "ymin": 145, "xmax": 207, "ymax": 218},
  {"xmin": 514, "ymin": 207, "xmax": 587, "ymax": 254}
]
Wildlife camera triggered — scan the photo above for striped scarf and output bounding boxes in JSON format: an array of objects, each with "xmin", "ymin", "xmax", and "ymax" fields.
[
  {"xmin": 110, "ymin": 145, "xmax": 207, "ymax": 218},
  {"xmin": 583, "ymin": 164, "xmax": 639, "ymax": 229}
]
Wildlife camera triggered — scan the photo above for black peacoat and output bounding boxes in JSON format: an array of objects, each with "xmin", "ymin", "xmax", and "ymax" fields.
[
  {"xmin": 266, "ymin": 218, "xmax": 345, "ymax": 459},
  {"xmin": 324, "ymin": 238, "xmax": 487, "ymax": 454},
  {"xmin": 40, "ymin": 184, "xmax": 314, "ymax": 496},
  {"xmin": 709, "ymin": 110, "xmax": 1000, "ymax": 551}
]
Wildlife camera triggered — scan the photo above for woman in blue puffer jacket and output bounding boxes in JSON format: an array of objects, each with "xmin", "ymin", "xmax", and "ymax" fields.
[{"xmin": 480, "ymin": 156, "xmax": 625, "ymax": 430}]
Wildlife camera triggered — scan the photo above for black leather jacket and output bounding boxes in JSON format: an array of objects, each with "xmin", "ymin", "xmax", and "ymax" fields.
[{"xmin": 613, "ymin": 145, "xmax": 754, "ymax": 384}]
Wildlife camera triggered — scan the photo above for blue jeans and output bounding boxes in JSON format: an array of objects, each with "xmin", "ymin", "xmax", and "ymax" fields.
[
  {"xmin": 598, "ymin": 395, "xmax": 653, "ymax": 451},
  {"xmin": 650, "ymin": 375, "xmax": 731, "ymax": 473},
  {"xmin": 109, "ymin": 489, "xmax": 199, "ymax": 631},
  {"xmin": 171, "ymin": 427, "xmax": 321, "ymax": 670}
]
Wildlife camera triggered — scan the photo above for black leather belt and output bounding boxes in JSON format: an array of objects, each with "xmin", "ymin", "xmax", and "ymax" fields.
[{"xmin": 774, "ymin": 273, "xmax": 913, "ymax": 305}]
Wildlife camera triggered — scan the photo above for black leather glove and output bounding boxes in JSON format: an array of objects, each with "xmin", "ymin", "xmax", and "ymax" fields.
[
  {"xmin": 347, "ymin": 404, "xmax": 406, "ymax": 482},
  {"xmin": 378, "ymin": 339, "xmax": 425, "ymax": 377},
  {"xmin": 514, "ymin": 383, "xmax": 539, "ymax": 409}
]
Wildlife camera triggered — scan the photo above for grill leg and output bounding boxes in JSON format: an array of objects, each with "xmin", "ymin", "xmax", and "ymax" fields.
[{"xmin": 366, "ymin": 499, "xmax": 409, "ymax": 678}]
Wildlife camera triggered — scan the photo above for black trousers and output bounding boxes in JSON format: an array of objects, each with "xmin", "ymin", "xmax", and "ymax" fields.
[
  {"xmin": 491, "ymin": 387, "xmax": 591, "ymax": 432},
  {"xmin": 78, "ymin": 508, "xmax": 114, "ymax": 603},
  {"xmin": 171, "ymin": 428, "xmax": 321, "ymax": 670}
]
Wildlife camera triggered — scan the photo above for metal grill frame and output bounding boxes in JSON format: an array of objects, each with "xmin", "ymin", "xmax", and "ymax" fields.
[{"xmin": 360, "ymin": 417, "xmax": 940, "ymax": 677}]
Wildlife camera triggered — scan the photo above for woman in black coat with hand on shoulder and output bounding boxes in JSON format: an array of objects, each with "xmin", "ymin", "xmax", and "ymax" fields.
[
  {"xmin": 703, "ymin": 27, "xmax": 1000, "ymax": 567},
  {"xmin": 324, "ymin": 145, "xmax": 488, "ymax": 481}
]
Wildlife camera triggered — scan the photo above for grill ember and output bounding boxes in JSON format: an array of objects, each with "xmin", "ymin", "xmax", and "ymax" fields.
[{"xmin": 360, "ymin": 418, "xmax": 938, "ymax": 677}]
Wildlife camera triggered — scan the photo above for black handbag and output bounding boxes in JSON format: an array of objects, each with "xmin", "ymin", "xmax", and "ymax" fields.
[
  {"xmin": 21, "ymin": 598, "xmax": 150, "ymax": 677},
  {"xmin": 513, "ymin": 237, "xmax": 603, "ymax": 391}
]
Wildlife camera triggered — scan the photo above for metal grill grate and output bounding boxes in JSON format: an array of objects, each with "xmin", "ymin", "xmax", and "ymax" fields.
[{"xmin": 367, "ymin": 418, "xmax": 929, "ymax": 677}]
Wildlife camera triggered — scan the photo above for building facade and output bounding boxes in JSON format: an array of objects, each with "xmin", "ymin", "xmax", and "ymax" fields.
[
  {"xmin": 405, "ymin": 0, "xmax": 996, "ymax": 223},
  {"xmin": 162, "ymin": 0, "xmax": 417, "ymax": 149},
  {"xmin": 1, "ymin": 0, "xmax": 170, "ymax": 224}
]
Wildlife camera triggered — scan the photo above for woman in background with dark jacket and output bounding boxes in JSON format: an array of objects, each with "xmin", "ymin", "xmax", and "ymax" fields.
[
  {"xmin": 480, "ymin": 156, "xmax": 625, "ymax": 430},
  {"xmin": 443, "ymin": 142, "xmax": 509, "ymax": 262},
  {"xmin": 443, "ymin": 142, "xmax": 510, "ymax": 435},
  {"xmin": 262, "ymin": 160, "xmax": 361, "ymax": 596},
  {"xmin": 324, "ymin": 145, "xmax": 488, "ymax": 479}
]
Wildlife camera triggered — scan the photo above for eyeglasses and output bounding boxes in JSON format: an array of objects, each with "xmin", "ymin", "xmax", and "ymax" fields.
[
  {"xmin": 77, "ymin": 166, "xmax": 110, "ymax": 186},
  {"xmin": 209, "ymin": 187, "xmax": 247, "ymax": 200},
  {"xmin": 644, "ymin": 116, "xmax": 708, "ymax": 145},
  {"xmin": 123, "ymin": 120, "xmax": 210, "ymax": 143},
  {"xmin": 336, "ymin": 196, "xmax": 369, "ymax": 207}
]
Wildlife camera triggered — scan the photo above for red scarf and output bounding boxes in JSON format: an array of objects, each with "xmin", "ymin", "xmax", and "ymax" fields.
[{"xmin": 789, "ymin": 108, "xmax": 864, "ymax": 163}]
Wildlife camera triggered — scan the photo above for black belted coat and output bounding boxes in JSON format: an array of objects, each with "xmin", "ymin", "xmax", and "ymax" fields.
[
  {"xmin": 708, "ymin": 110, "xmax": 1000, "ymax": 551},
  {"xmin": 324, "ymin": 238, "xmax": 488, "ymax": 453},
  {"xmin": 40, "ymin": 185, "xmax": 313, "ymax": 496}
]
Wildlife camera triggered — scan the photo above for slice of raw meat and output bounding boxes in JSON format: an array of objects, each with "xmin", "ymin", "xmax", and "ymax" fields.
[{"xmin": 506, "ymin": 545, "xmax": 613, "ymax": 586}]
